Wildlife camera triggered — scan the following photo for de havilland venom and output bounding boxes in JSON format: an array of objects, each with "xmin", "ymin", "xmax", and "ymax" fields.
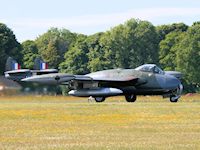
[{"xmin": 9, "ymin": 63, "xmax": 183, "ymax": 103}]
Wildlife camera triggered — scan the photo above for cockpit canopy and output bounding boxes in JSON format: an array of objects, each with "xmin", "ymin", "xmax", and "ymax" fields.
[{"xmin": 135, "ymin": 64, "xmax": 164, "ymax": 74}]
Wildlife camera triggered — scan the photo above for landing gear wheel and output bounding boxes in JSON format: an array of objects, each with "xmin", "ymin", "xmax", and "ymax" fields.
[
  {"xmin": 170, "ymin": 95, "xmax": 179, "ymax": 103},
  {"xmin": 169, "ymin": 84, "xmax": 183, "ymax": 103},
  {"xmin": 94, "ymin": 97, "xmax": 106, "ymax": 103},
  {"xmin": 125, "ymin": 94, "xmax": 137, "ymax": 102}
]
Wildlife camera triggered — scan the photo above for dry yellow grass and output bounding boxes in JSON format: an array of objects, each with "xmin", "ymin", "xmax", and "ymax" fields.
[{"xmin": 0, "ymin": 95, "xmax": 200, "ymax": 149}]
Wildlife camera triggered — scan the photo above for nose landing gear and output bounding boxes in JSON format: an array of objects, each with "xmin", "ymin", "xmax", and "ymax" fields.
[
  {"xmin": 170, "ymin": 95, "xmax": 180, "ymax": 102},
  {"xmin": 169, "ymin": 84, "xmax": 183, "ymax": 103}
]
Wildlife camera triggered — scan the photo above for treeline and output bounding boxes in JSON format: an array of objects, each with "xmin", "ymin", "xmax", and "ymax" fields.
[{"xmin": 0, "ymin": 19, "xmax": 200, "ymax": 92}]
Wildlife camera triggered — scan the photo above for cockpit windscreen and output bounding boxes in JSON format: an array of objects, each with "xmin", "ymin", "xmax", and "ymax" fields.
[{"xmin": 135, "ymin": 64, "xmax": 164, "ymax": 74}]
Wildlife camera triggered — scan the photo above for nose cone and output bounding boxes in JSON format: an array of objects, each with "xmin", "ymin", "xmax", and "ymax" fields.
[{"xmin": 165, "ymin": 76, "xmax": 181, "ymax": 89}]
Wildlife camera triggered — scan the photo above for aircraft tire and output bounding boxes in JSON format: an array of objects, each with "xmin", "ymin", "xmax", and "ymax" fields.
[
  {"xmin": 125, "ymin": 94, "xmax": 137, "ymax": 102},
  {"xmin": 170, "ymin": 96, "xmax": 179, "ymax": 103},
  {"xmin": 94, "ymin": 97, "xmax": 106, "ymax": 103}
]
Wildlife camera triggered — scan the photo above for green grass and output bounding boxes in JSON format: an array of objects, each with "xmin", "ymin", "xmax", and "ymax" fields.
[{"xmin": 0, "ymin": 95, "xmax": 200, "ymax": 149}]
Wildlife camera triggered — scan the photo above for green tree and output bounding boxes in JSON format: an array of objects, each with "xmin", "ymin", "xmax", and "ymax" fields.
[
  {"xmin": 99, "ymin": 31, "xmax": 117, "ymax": 69},
  {"xmin": 159, "ymin": 31, "xmax": 185, "ymax": 70},
  {"xmin": 0, "ymin": 23, "xmax": 21, "ymax": 74},
  {"xmin": 176, "ymin": 24, "xmax": 200, "ymax": 91},
  {"xmin": 59, "ymin": 35, "xmax": 89, "ymax": 74},
  {"xmin": 35, "ymin": 28, "xmax": 76, "ymax": 68},
  {"xmin": 128, "ymin": 20, "xmax": 159, "ymax": 68},
  {"xmin": 100, "ymin": 23, "xmax": 133, "ymax": 68},
  {"xmin": 21, "ymin": 40, "xmax": 39, "ymax": 69},
  {"xmin": 156, "ymin": 23, "xmax": 188, "ymax": 41},
  {"xmin": 87, "ymin": 32, "xmax": 111, "ymax": 72},
  {"xmin": 42, "ymin": 40, "xmax": 60, "ymax": 68},
  {"xmin": 100, "ymin": 19, "xmax": 159, "ymax": 69}
]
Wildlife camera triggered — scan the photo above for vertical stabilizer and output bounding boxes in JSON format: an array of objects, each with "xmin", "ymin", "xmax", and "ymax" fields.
[
  {"xmin": 5, "ymin": 57, "xmax": 21, "ymax": 71},
  {"xmin": 34, "ymin": 57, "xmax": 48, "ymax": 70}
]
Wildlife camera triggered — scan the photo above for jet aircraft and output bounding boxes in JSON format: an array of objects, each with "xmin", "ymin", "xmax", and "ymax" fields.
[{"xmin": 21, "ymin": 64, "xmax": 183, "ymax": 103}]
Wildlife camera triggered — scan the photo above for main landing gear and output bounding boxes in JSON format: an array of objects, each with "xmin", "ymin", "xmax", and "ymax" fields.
[
  {"xmin": 88, "ymin": 95, "xmax": 137, "ymax": 103},
  {"xmin": 88, "ymin": 96, "xmax": 106, "ymax": 103},
  {"xmin": 95, "ymin": 97, "xmax": 106, "ymax": 102},
  {"xmin": 125, "ymin": 94, "xmax": 137, "ymax": 102}
]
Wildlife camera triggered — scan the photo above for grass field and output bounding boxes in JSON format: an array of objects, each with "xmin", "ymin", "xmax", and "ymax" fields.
[{"xmin": 0, "ymin": 95, "xmax": 200, "ymax": 149}]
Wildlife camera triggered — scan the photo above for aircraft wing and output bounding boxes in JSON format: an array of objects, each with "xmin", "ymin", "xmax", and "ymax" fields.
[
  {"xmin": 22, "ymin": 73, "xmax": 138, "ymax": 85},
  {"xmin": 74, "ymin": 75, "xmax": 137, "ymax": 81}
]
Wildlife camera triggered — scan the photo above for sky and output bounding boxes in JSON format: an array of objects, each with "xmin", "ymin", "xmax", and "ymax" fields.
[{"xmin": 1, "ymin": 0, "xmax": 200, "ymax": 42}]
